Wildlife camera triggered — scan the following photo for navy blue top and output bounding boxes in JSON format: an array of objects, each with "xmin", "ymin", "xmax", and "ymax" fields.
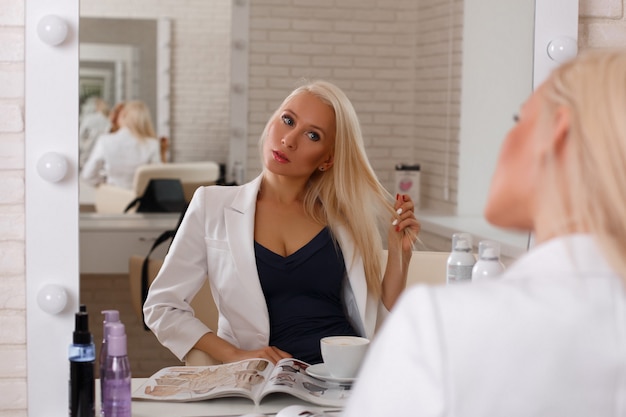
[{"xmin": 255, "ymin": 227, "xmax": 358, "ymax": 364}]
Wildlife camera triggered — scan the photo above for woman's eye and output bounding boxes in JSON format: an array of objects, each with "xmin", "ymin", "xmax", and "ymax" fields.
[
  {"xmin": 307, "ymin": 132, "xmax": 320, "ymax": 141},
  {"xmin": 281, "ymin": 115, "xmax": 294, "ymax": 126},
  {"xmin": 513, "ymin": 114, "xmax": 520, "ymax": 123}
]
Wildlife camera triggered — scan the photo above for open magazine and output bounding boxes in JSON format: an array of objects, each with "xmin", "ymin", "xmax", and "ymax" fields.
[{"xmin": 132, "ymin": 358, "xmax": 352, "ymax": 407}]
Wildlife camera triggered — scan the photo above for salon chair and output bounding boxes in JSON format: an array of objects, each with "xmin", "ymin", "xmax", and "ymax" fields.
[{"xmin": 95, "ymin": 161, "xmax": 220, "ymax": 213}]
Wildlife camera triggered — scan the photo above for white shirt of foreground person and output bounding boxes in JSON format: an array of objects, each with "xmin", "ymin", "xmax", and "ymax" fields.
[
  {"xmin": 343, "ymin": 234, "xmax": 626, "ymax": 417},
  {"xmin": 81, "ymin": 127, "xmax": 161, "ymax": 190}
]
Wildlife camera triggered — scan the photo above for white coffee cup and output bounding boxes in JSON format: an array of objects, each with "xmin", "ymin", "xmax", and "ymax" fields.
[{"xmin": 320, "ymin": 336, "xmax": 370, "ymax": 379}]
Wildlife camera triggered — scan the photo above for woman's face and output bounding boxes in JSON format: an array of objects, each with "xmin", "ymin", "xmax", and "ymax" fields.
[
  {"xmin": 484, "ymin": 86, "xmax": 550, "ymax": 230},
  {"xmin": 263, "ymin": 92, "xmax": 336, "ymax": 179}
]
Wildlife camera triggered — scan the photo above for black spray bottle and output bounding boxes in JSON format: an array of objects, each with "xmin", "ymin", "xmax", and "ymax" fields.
[{"xmin": 69, "ymin": 307, "xmax": 96, "ymax": 417}]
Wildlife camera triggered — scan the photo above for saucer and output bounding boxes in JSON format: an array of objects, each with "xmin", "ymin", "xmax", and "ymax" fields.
[{"xmin": 305, "ymin": 363, "xmax": 356, "ymax": 383}]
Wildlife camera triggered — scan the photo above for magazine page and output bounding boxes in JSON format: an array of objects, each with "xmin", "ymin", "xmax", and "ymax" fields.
[
  {"xmin": 260, "ymin": 358, "xmax": 352, "ymax": 407},
  {"xmin": 132, "ymin": 359, "xmax": 274, "ymax": 403}
]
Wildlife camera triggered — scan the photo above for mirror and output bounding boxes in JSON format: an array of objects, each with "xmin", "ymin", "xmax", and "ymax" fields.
[
  {"xmin": 79, "ymin": 17, "xmax": 166, "ymax": 136},
  {"xmin": 78, "ymin": 2, "xmax": 236, "ymax": 172},
  {"xmin": 78, "ymin": 17, "xmax": 172, "ymax": 205},
  {"xmin": 26, "ymin": 0, "xmax": 578, "ymax": 415},
  {"xmin": 76, "ymin": 0, "xmax": 530, "ymax": 249}
]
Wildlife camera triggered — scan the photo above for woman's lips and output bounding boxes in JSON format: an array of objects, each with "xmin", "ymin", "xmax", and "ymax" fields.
[{"xmin": 272, "ymin": 150, "xmax": 290, "ymax": 163}]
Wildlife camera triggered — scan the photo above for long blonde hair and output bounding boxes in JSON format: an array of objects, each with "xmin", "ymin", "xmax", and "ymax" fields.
[
  {"xmin": 541, "ymin": 49, "xmax": 626, "ymax": 279},
  {"xmin": 119, "ymin": 100, "xmax": 156, "ymax": 140},
  {"xmin": 259, "ymin": 80, "xmax": 396, "ymax": 296}
]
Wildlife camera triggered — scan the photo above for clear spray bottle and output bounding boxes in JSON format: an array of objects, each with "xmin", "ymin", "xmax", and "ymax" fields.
[
  {"xmin": 102, "ymin": 322, "xmax": 132, "ymax": 417},
  {"xmin": 100, "ymin": 310, "xmax": 120, "ymax": 414}
]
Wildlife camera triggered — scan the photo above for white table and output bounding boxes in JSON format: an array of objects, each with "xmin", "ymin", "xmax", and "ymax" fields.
[{"xmin": 96, "ymin": 379, "xmax": 342, "ymax": 417}]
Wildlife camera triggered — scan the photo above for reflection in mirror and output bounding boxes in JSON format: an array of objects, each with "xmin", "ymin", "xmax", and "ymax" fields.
[
  {"xmin": 244, "ymin": 0, "xmax": 534, "ymax": 258},
  {"xmin": 78, "ymin": 17, "xmax": 172, "ymax": 207},
  {"xmin": 26, "ymin": 0, "xmax": 580, "ymax": 415},
  {"xmin": 75, "ymin": 0, "xmax": 532, "ymax": 381},
  {"xmin": 80, "ymin": 2, "xmax": 233, "ymax": 165},
  {"xmin": 79, "ymin": 18, "xmax": 158, "ymax": 127},
  {"xmin": 77, "ymin": 2, "xmax": 238, "ymax": 381}
]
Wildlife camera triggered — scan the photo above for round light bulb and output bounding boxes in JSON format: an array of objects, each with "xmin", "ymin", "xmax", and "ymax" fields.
[
  {"xmin": 547, "ymin": 36, "xmax": 578, "ymax": 63},
  {"xmin": 37, "ymin": 152, "xmax": 68, "ymax": 183},
  {"xmin": 37, "ymin": 283, "xmax": 68, "ymax": 315},
  {"xmin": 37, "ymin": 15, "xmax": 69, "ymax": 46}
]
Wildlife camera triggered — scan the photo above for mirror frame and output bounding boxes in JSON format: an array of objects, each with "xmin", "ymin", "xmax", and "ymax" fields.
[
  {"xmin": 26, "ymin": 0, "xmax": 79, "ymax": 415},
  {"xmin": 25, "ymin": 0, "xmax": 576, "ymax": 415}
]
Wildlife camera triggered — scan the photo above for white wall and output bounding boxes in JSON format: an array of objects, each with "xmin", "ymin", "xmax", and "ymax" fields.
[{"xmin": 456, "ymin": 0, "xmax": 534, "ymax": 215}]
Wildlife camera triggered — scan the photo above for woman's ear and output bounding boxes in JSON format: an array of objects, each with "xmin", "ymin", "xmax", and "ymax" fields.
[
  {"xmin": 323, "ymin": 154, "xmax": 334, "ymax": 170},
  {"xmin": 549, "ymin": 106, "xmax": 570, "ymax": 156}
]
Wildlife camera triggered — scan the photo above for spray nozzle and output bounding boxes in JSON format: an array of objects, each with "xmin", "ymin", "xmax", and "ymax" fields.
[
  {"xmin": 102, "ymin": 309, "xmax": 121, "ymax": 340},
  {"xmin": 101, "ymin": 309, "xmax": 120, "ymax": 324},
  {"xmin": 107, "ymin": 322, "xmax": 128, "ymax": 357},
  {"xmin": 478, "ymin": 240, "xmax": 501, "ymax": 261},
  {"xmin": 73, "ymin": 311, "xmax": 92, "ymax": 345},
  {"xmin": 452, "ymin": 232, "xmax": 473, "ymax": 252}
]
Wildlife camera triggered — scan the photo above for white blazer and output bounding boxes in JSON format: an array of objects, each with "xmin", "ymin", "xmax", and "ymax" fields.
[
  {"xmin": 344, "ymin": 234, "xmax": 626, "ymax": 417},
  {"xmin": 143, "ymin": 175, "xmax": 387, "ymax": 361}
]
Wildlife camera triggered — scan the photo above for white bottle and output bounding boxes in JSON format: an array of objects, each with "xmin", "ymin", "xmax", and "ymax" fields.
[
  {"xmin": 446, "ymin": 233, "xmax": 475, "ymax": 284},
  {"xmin": 472, "ymin": 240, "xmax": 505, "ymax": 282}
]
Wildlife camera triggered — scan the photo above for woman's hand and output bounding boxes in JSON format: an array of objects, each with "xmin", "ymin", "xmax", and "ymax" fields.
[
  {"xmin": 194, "ymin": 332, "xmax": 292, "ymax": 364},
  {"xmin": 388, "ymin": 193, "xmax": 420, "ymax": 253},
  {"xmin": 227, "ymin": 346, "xmax": 293, "ymax": 364},
  {"xmin": 382, "ymin": 193, "xmax": 421, "ymax": 310}
]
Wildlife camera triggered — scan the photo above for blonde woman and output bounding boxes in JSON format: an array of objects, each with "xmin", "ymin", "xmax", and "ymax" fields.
[
  {"xmin": 344, "ymin": 49, "xmax": 626, "ymax": 416},
  {"xmin": 81, "ymin": 100, "xmax": 161, "ymax": 190},
  {"xmin": 144, "ymin": 81, "xmax": 420, "ymax": 365}
]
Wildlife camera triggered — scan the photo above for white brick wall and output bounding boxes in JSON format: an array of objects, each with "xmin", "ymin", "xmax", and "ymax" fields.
[
  {"xmin": 1, "ymin": 1, "xmax": 625, "ymax": 414},
  {"xmin": 413, "ymin": 0, "xmax": 463, "ymax": 213},
  {"xmin": 247, "ymin": 0, "xmax": 419, "ymax": 191},
  {"xmin": 0, "ymin": 0, "xmax": 27, "ymax": 414},
  {"xmin": 246, "ymin": 0, "xmax": 463, "ymax": 212},
  {"xmin": 579, "ymin": 0, "xmax": 624, "ymax": 47}
]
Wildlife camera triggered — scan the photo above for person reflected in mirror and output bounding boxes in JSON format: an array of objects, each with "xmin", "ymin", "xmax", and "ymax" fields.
[
  {"xmin": 144, "ymin": 80, "xmax": 421, "ymax": 366},
  {"xmin": 108, "ymin": 101, "xmax": 126, "ymax": 133},
  {"xmin": 81, "ymin": 100, "xmax": 161, "ymax": 190},
  {"xmin": 78, "ymin": 96, "xmax": 111, "ymax": 170},
  {"xmin": 343, "ymin": 49, "xmax": 626, "ymax": 417}
]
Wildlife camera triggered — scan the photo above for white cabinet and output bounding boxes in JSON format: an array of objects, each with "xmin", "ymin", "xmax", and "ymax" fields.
[{"xmin": 80, "ymin": 213, "xmax": 180, "ymax": 274}]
